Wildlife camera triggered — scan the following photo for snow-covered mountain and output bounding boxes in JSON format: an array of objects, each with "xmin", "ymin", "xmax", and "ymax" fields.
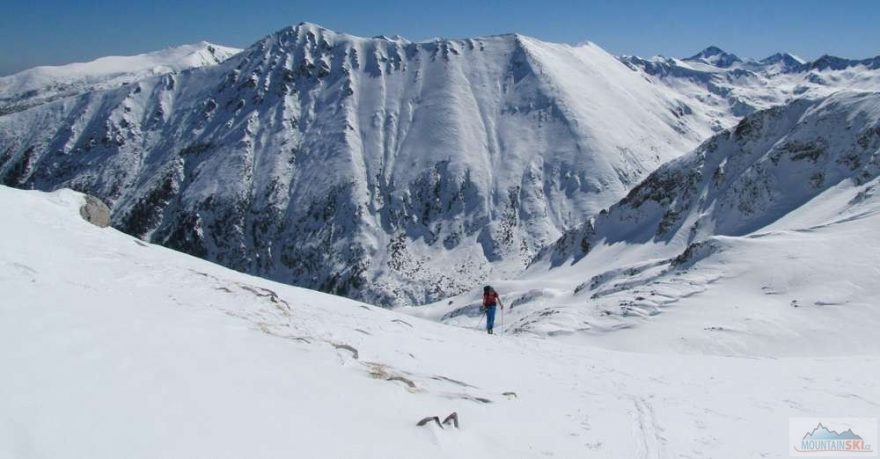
[
  {"xmin": 759, "ymin": 52, "xmax": 806, "ymax": 73},
  {"xmin": 808, "ymin": 54, "xmax": 880, "ymax": 71},
  {"xmin": 542, "ymin": 91, "xmax": 880, "ymax": 264},
  {"xmin": 3, "ymin": 184, "xmax": 878, "ymax": 458},
  {"xmin": 683, "ymin": 45, "xmax": 742, "ymax": 68},
  {"xmin": 1, "ymin": 25, "xmax": 878, "ymax": 307},
  {"xmin": 423, "ymin": 91, "xmax": 880, "ymax": 353},
  {"xmin": 0, "ymin": 42, "xmax": 241, "ymax": 115},
  {"xmin": 548, "ymin": 92, "xmax": 880, "ymax": 265},
  {"xmin": 0, "ymin": 23, "xmax": 717, "ymax": 306},
  {"xmin": 620, "ymin": 46, "xmax": 880, "ymax": 123}
]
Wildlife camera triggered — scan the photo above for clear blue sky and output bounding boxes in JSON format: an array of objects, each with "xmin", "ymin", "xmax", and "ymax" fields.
[{"xmin": 2, "ymin": 0, "xmax": 879, "ymax": 76}]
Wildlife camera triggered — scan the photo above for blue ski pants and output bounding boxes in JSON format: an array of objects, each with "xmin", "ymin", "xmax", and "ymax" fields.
[{"xmin": 485, "ymin": 305, "xmax": 497, "ymax": 331}]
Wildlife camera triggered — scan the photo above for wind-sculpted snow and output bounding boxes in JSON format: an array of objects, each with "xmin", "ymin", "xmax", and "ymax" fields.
[{"xmin": 0, "ymin": 23, "xmax": 709, "ymax": 306}]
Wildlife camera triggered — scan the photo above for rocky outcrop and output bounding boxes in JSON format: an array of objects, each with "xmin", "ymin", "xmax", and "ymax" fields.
[
  {"xmin": 79, "ymin": 195, "xmax": 111, "ymax": 228},
  {"xmin": 416, "ymin": 412, "xmax": 459, "ymax": 429}
]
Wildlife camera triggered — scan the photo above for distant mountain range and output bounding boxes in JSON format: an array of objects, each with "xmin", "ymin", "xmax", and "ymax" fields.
[{"xmin": 657, "ymin": 44, "xmax": 877, "ymax": 73}]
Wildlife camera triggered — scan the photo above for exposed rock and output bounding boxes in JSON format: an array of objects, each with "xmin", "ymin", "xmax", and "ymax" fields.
[
  {"xmin": 416, "ymin": 416, "xmax": 441, "ymax": 428},
  {"xmin": 442, "ymin": 412, "xmax": 459, "ymax": 428},
  {"xmin": 431, "ymin": 375, "xmax": 477, "ymax": 388},
  {"xmin": 331, "ymin": 343, "xmax": 359, "ymax": 360},
  {"xmin": 386, "ymin": 375, "xmax": 417, "ymax": 389},
  {"xmin": 416, "ymin": 412, "xmax": 459, "ymax": 429},
  {"xmin": 79, "ymin": 195, "xmax": 111, "ymax": 228}
]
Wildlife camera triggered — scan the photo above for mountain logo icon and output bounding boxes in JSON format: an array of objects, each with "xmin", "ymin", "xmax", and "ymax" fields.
[
  {"xmin": 795, "ymin": 422, "xmax": 875, "ymax": 454},
  {"xmin": 803, "ymin": 423, "xmax": 864, "ymax": 441}
]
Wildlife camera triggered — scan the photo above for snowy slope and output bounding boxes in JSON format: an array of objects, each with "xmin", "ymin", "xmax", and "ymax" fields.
[
  {"xmin": 2, "ymin": 184, "xmax": 879, "ymax": 458},
  {"xmin": 424, "ymin": 91, "xmax": 880, "ymax": 354},
  {"xmin": 0, "ymin": 42, "xmax": 241, "ymax": 114},
  {"xmin": 0, "ymin": 23, "xmax": 714, "ymax": 306}
]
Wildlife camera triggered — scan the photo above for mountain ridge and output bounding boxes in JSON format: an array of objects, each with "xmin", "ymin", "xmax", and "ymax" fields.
[
  {"xmin": 2, "ymin": 24, "xmax": 879, "ymax": 306},
  {"xmin": 0, "ymin": 23, "xmax": 712, "ymax": 305},
  {"xmin": 539, "ymin": 91, "xmax": 880, "ymax": 266},
  {"xmin": 0, "ymin": 42, "xmax": 241, "ymax": 115}
]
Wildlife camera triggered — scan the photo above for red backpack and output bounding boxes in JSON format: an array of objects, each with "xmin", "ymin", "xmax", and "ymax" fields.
[{"xmin": 483, "ymin": 291, "xmax": 498, "ymax": 307}]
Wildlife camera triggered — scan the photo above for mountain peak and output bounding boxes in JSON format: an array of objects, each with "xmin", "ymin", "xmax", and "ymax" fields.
[
  {"xmin": 762, "ymin": 52, "xmax": 805, "ymax": 65},
  {"xmin": 808, "ymin": 54, "xmax": 880, "ymax": 71},
  {"xmin": 266, "ymin": 22, "xmax": 340, "ymax": 41},
  {"xmin": 758, "ymin": 52, "xmax": 805, "ymax": 72},
  {"xmin": 685, "ymin": 46, "xmax": 741, "ymax": 68},
  {"xmin": 294, "ymin": 21, "xmax": 329, "ymax": 32},
  {"xmin": 697, "ymin": 46, "xmax": 727, "ymax": 56},
  {"xmin": 808, "ymin": 54, "xmax": 853, "ymax": 71}
]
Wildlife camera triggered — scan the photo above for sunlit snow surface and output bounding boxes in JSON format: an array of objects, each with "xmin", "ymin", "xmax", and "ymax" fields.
[
  {"xmin": 2, "ymin": 185, "xmax": 878, "ymax": 458},
  {"xmin": 1, "ymin": 29, "xmax": 879, "ymax": 457},
  {"xmin": 424, "ymin": 92, "xmax": 880, "ymax": 359},
  {"xmin": 0, "ymin": 42, "xmax": 241, "ymax": 114}
]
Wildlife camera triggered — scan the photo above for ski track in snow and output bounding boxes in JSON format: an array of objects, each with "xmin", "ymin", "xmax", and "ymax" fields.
[{"xmin": 629, "ymin": 396, "xmax": 665, "ymax": 459}]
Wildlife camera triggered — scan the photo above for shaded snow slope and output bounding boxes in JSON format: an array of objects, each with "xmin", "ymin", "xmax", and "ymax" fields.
[
  {"xmin": 0, "ymin": 23, "xmax": 712, "ymax": 306},
  {"xmin": 2, "ymin": 185, "xmax": 879, "ymax": 458},
  {"xmin": 0, "ymin": 42, "xmax": 241, "ymax": 115},
  {"xmin": 423, "ymin": 92, "xmax": 880, "ymax": 354}
]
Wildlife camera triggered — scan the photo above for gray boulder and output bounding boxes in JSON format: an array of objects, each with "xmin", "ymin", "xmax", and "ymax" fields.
[{"xmin": 79, "ymin": 195, "xmax": 111, "ymax": 228}]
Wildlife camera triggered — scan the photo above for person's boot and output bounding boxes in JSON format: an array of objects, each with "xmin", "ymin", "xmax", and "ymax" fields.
[{"xmin": 488, "ymin": 329, "xmax": 493, "ymax": 334}]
